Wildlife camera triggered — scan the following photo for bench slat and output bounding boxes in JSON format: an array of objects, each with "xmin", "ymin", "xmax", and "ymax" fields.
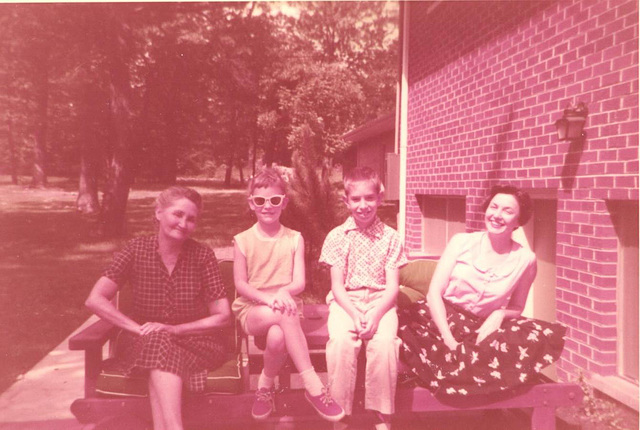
[{"xmin": 397, "ymin": 383, "xmax": 582, "ymax": 411}]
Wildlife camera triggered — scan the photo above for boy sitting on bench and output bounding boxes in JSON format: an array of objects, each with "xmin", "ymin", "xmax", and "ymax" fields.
[{"xmin": 320, "ymin": 167, "xmax": 408, "ymax": 430}]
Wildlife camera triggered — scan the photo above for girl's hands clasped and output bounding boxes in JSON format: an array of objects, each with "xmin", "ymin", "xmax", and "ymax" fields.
[{"xmin": 269, "ymin": 290, "xmax": 297, "ymax": 315}]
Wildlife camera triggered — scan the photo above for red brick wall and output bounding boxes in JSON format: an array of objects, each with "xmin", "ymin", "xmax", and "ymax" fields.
[{"xmin": 404, "ymin": 0, "xmax": 638, "ymax": 382}]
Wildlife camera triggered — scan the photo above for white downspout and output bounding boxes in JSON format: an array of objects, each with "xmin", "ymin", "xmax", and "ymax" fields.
[{"xmin": 397, "ymin": 2, "xmax": 410, "ymax": 243}]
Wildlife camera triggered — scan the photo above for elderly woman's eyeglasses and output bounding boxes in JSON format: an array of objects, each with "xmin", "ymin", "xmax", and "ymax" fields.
[{"xmin": 249, "ymin": 195, "xmax": 285, "ymax": 207}]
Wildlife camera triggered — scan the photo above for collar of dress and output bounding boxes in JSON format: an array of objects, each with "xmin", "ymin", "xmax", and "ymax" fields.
[
  {"xmin": 343, "ymin": 216, "xmax": 384, "ymax": 239},
  {"xmin": 153, "ymin": 235, "xmax": 191, "ymax": 257}
]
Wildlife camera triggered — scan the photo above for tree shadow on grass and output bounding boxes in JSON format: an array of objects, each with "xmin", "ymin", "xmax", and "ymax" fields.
[{"xmin": 0, "ymin": 209, "xmax": 116, "ymax": 393}]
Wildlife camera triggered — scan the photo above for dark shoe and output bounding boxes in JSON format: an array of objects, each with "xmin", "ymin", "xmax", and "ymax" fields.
[
  {"xmin": 252, "ymin": 387, "xmax": 275, "ymax": 420},
  {"xmin": 304, "ymin": 388, "xmax": 345, "ymax": 422}
]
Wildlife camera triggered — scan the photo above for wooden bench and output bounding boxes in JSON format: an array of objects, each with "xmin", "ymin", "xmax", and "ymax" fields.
[{"xmin": 69, "ymin": 259, "xmax": 582, "ymax": 429}]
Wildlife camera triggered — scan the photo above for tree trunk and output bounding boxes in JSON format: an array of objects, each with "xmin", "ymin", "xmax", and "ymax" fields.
[
  {"xmin": 99, "ymin": 6, "xmax": 134, "ymax": 237},
  {"xmin": 77, "ymin": 173, "xmax": 99, "ymax": 215},
  {"xmin": 224, "ymin": 108, "xmax": 239, "ymax": 188},
  {"xmin": 158, "ymin": 98, "xmax": 178, "ymax": 185},
  {"xmin": 251, "ymin": 116, "xmax": 258, "ymax": 178},
  {"xmin": 77, "ymin": 82, "xmax": 102, "ymax": 214},
  {"xmin": 8, "ymin": 114, "xmax": 18, "ymax": 185},
  {"xmin": 31, "ymin": 50, "xmax": 50, "ymax": 188},
  {"xmin": 224, "ymin": 158, "xmax": 233, "ymax": 188},
  {"xmin": 77, "ymin": 157, "xmax": 100, "ymax": 214}
]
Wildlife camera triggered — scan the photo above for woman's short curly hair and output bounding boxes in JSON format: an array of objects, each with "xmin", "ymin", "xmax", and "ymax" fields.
[
  {"xmin": 156, "ymin": 186, "xmax": 203, "ymax": 212},
  {"xmin": 480, "ymin": 185, "xmax": 533, "ymax": 226}
]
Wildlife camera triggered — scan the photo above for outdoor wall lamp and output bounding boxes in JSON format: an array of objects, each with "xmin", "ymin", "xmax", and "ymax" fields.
[{"xmin": 555, "ymin": 102, "xmax": 588, "ymax": 140}]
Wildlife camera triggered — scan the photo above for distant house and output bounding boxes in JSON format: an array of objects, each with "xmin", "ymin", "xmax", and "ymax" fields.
[
  {"xmin": 391, "ymin": 0, "xmax": 638, "ymax": 410},
  {"xmin": 342, "ymin": 112, "xmax": 400, "ymax": 200}
]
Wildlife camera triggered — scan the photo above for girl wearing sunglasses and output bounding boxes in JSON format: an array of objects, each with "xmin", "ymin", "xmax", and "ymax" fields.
[{"xmin": 231, "ymin": 168, "xmax": 345, "ymax": 422}]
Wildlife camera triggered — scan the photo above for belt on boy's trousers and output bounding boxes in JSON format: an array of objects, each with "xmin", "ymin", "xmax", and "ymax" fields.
[{"xmin": 325, "ymin": 288, "xmax": 387, "ymax": 314}]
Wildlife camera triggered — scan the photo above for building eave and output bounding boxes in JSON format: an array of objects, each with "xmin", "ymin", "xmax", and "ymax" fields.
[{"xmin": 342, "ymin": 112, "xmax": 396, "ymax": 144}]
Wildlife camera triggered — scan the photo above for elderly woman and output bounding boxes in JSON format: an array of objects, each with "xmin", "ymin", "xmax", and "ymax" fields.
[
  {"xmin": 85, "ymin": 186, "xmax": 231, "ymax": 429},
  {"xmin": 398, "ymin": 185, "xmax": 565, "ymax": 397}
]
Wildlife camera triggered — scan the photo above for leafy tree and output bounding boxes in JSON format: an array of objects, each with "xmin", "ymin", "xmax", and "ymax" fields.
[
  {"xmin": 0, "ymin": 4, "xmax": 59, "ymax": 187},
  {"xmin": 281, "ymin": 127, "xmax": 347, "ymax": 297},
  {"xmin": 0, "ymin": 6, "xmax": 24, "ymax": 184},
  {"xmin": 295, "ymin": 1, "xmax": 399, "ymax": 120},
  {"xmin": 0, "ymin": 1, "xmax": 399, "ymax": 236},
  {"xmin": 281, "ymin": 61, "xmax": 364, "ymax": 160},
  {"xmin": 71, "ymin": 5, "xmax": 111, "ymax": 214}
]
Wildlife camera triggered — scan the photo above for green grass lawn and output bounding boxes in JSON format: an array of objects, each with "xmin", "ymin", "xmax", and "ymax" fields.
[{"xmin": 0, "ymin": 176, "xmax": 398, "ymax": 394}]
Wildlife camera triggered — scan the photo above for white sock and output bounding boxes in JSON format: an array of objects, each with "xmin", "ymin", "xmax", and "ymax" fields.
[
  {"xmin": 375, "ymin": 413, "xmax": 392, "ymax": 430},
  {"xmin": 258, "ymin": 369, "xmax": 275, "ymax": 390},
  {"xmin": 299, "ymin": 367, "xmax": 323, "ymax": 396}
]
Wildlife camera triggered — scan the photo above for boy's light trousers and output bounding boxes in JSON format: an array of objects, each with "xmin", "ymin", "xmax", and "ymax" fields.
[{"xmin": 326, "ymin": 289, "xmax": 400, "ymax": 416}]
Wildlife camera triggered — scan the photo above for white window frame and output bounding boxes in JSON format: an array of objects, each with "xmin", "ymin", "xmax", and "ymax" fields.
[{"xmin": 419, "ymin": 195, "xmax": 466, "ymax": 256}]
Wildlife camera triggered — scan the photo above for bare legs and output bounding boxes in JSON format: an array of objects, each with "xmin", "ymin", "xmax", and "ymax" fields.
[
  {"xmin": 148, "ymin": 369, "xmax": 184, "ymax": 430},
  {"xmin": 245, "ymin": 306, "xmax": 316, "ymax": 383},
  {"xmin": 262, "ymin": 325, "xmax": 289, "ymax": 378},
  {"xmin": 246, "ymin": 305, "xmax": 345, "ymax": 422}
]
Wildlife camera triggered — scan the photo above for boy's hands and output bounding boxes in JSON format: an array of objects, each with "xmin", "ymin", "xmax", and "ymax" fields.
[
  {"xmin": 269, "ymin": 290, "xmax": 297, "ymax": 316},
  {"xmin": 351, "ymin": 311, "xmax": 366, "ymax": 336},
  {"xmin": 358, "ymin": 311, "xmax": 382, "ymax": 340}
]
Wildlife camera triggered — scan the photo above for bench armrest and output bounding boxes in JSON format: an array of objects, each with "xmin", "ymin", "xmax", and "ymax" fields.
[
  {"xmin": 69, "ymin": 319, "xmax": 119, "ymax": 398},
  {"xmin": 69, "ymin": 319, "xmax": 118, "ymax": 351}
]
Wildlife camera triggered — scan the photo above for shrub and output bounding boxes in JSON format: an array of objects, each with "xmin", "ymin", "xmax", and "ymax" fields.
[{"xmin": 281, "ymin": 131, "xmax": 347, "ymax": 301}]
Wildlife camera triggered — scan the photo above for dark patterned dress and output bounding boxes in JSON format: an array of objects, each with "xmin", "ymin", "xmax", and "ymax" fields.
[
  {"xmin": 398, "ymin": 232, "xmax": 566, "ymax": 397},
  {"xmin": 103, "ymin": 236, "xmax": 228, "ymax": 392}
]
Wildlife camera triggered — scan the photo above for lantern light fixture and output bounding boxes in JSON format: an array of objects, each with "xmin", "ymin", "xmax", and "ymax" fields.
[{"xmin": 555, "ymin": 102, "xmax": 588, "ymax": 141}]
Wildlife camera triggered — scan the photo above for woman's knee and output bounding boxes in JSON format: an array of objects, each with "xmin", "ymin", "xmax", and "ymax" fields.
[{"xmin": 149, "ymin": 369, "xmax": 183, "ymax": 388}]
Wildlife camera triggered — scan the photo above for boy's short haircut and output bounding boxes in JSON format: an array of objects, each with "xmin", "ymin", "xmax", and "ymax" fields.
[
  {"xmin": 248, "ymin": 167, "xmax": 287, "ymax": 195},
  {"xmin": 343, "ymin": 166, "xmax": 382, "ymax": 195}
]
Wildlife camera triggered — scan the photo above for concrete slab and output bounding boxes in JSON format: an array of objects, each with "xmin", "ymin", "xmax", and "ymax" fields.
[{"xmin": 0, "ymin": 316, "xmax": 98, "ymax": 430}]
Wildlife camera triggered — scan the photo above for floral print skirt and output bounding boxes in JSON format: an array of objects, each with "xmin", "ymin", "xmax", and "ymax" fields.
[{"xmin": 398, "ymin": 299, "xmax": 566, "ymax": 397}]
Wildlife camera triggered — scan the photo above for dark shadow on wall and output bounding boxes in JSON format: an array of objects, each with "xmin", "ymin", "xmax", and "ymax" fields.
[
  {"xmin": 487, "ymin": 105, "xmax": 515, "ymax": 184},
  {"xmin": 560, "ymin": 137, "xmax": 586, "ymax": 189},
  {"xmin": 409, "ymin": 0, "xmax": 557, "ymax": 81}
]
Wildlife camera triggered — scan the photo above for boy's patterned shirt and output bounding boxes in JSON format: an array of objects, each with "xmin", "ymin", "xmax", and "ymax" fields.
[{"xmin": 319, "ymin": 216, "xmax": 407, "ymax": 290}]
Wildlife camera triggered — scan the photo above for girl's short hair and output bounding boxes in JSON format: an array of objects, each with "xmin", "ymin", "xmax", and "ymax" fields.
[
  {"xmin": 480, "ymin": 185, "xmax": 533, "ymax": 226},
  {"xmin": 156, "ymin": 186, "xmax": 203, "ymax": 212},
  {"xmin": 343, "ymin": 166, "xmax": 382, "ymax": 195},
  {"xmin": 248, "ymin": 168, "xmax": 287, "ymax": 194}
]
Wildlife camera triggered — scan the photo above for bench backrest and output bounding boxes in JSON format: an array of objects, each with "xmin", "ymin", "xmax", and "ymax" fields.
[
  {"xmin": 398, "ymin": 259, "xmax": 438, "ymax": 308},
  {"xmin": 217, "ymin": 258, "xmax": 242, "ymax": 354}
]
